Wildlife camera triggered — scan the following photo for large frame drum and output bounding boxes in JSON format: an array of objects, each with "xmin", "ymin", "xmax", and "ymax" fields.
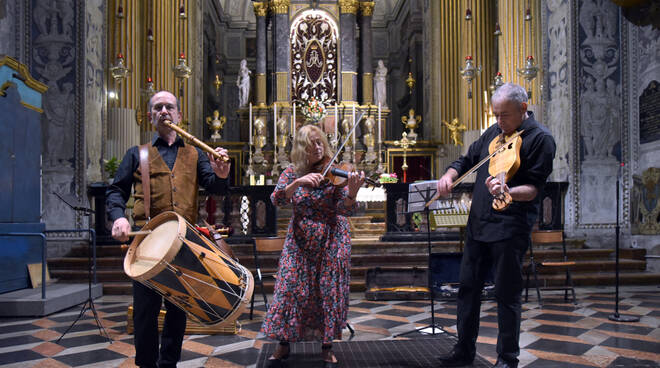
[{"xmin": 124, "ymin": 211, "xmax": 253, "ymax": 327}]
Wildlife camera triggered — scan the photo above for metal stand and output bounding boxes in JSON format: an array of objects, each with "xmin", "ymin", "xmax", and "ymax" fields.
[
  {"xmin": 608, "ymin": 163, "xmax": 639, "ymax": 323},
  {"xmin": 48, "ymin": 193, "xmax": 111, "ymax": 342},
  {"xmin": 395, "ymin": 184, "xmax": 447, "ymax": 337}
]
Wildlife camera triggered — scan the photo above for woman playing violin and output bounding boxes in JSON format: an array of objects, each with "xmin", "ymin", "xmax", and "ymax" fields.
[{"xmin": 261, "ymin": 124, "xmax": 365, "ymax": 367}]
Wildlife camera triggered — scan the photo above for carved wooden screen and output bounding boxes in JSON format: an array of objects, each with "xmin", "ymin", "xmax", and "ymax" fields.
[{"xmin": 290, "ymin": 10, "xmax": 338, "ymax": 103}]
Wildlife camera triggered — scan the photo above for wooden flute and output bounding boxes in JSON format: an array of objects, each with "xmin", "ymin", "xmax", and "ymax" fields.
[{"xmin": 161, "ymin": 119, "xmax": 230, "ymax": 162}]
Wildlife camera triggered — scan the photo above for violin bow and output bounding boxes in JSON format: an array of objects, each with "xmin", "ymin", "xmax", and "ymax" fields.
[
  {"xmin": 425, "ymin": 129, "xmax": 524, "ymax": 208},
  {"xmin": 321, "ymin": 111, "xmax": 367, "ymax": 177}
]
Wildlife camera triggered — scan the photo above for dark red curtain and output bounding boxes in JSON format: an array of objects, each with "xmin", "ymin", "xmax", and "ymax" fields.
[{"xmin": 392, "ymin": 155, "xmax": 432, "ymax": 183}]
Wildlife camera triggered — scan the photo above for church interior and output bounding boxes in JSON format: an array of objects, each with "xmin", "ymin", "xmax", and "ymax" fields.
[{"xmin": 0, "ymin": 0, "xmax": 659, "ymax": 367}]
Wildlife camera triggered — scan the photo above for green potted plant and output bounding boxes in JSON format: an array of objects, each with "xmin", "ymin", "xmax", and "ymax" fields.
[{"xmin": 103, "ymin": 157, "xmax": 120, "ymax": 183}]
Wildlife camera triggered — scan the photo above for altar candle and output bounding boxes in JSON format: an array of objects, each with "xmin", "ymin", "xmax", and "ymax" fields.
[
  {"xmin": 292, "ymin": 102, "xmax": 296, "ymax": 136},
  {"xmin": 378, "ymin": 102, "xmax": 382, "ymax": 144},
  {"xmin": 352, "ymin": 105, "xmax": 356, "ymax": 145},
  {"xmin": 335, "ymin": 103, "xmax": 338, "ymax": 138},
  {"xmin": 249, "ymin": 103, "xmax": 253, "ymax": 145},
  {"xmin": 273, "ymin": 103, "xmax": 277, "ymax": 147}
]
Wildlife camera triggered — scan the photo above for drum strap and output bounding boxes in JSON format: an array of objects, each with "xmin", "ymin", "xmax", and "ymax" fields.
[{"xmin": 139, "ymin": 144, "xmax": 151, "ymax": 222}]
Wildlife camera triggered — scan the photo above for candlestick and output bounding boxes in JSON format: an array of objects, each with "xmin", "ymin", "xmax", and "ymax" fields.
[
  {"xmin": 378, "ymin": 102, "xmax": 382, "ymax": 144},
  {"xmin": 335, "ymin": 104, "xmax": 339, "ymax": 138},
  {"xmin": 273, "ymin": 103, "xmax": 277, "ymax": 149},
  {"xmin": 352, "ymin": 105, "xmax": 356, "ymax": 142},
  {"xmin": 249, "ymin": 103, "xmax": 253, "ymax": 145},
  {"xmin": 292, "ymin": 102, "xmax": 296, "ymax": 136}
]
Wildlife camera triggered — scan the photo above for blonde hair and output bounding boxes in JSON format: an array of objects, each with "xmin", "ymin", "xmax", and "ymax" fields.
[{"xmin": 290, "ymin": 124, "xmax": 333, "ymax": 175}]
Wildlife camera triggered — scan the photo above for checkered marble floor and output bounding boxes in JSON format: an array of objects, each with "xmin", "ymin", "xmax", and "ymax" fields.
[{"xmin": 0, "ymin": 286, "xmax": 658, "ymax": 367}]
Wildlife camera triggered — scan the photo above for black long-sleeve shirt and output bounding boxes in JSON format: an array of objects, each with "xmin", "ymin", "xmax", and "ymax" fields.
[
  {"xmin": 448, "ymin": 112, "xmax": 556, "ymax": 242},
  {"xmin": 106, "ymin": 135, "xmax": 229, "ymax": 222}
]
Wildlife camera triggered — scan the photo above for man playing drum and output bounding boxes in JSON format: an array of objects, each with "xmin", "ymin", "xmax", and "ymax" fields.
[{"xmin": 106, "ymin": 90, "xmax": 231, "ymax": 368}]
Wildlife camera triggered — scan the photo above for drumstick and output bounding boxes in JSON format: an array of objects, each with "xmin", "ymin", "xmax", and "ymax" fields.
[{"xmin": 127, "ymin": 230, "xmax": 152, "ymax": 236}]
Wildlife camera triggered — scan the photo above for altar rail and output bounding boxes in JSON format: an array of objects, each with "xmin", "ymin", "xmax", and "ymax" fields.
[{"xmin": 88, "ymin": 183, "xmax": 278, "ymax": 242}]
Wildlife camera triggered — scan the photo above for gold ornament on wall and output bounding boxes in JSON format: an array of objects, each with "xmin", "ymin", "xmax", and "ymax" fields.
[{"xmin": 405, "ymin": 58, "xmax": 416, "ymax": 94}]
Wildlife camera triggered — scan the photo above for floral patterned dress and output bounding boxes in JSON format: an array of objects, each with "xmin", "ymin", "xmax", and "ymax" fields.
[{"xmin": 261, "ymin": 165, "xmax": 356, "ymax": 343}]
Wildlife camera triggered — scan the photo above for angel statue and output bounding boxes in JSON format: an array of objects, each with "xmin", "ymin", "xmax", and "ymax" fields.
[{"xmin": 443, "ymin": 118, "xmax": 467, "ymax": 146}]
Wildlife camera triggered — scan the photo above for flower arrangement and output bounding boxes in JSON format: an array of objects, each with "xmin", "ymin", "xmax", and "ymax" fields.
[
  {"xmin": 379, "ymin": 173, "xmax": 398, "ymax": 183},
  {"xmin": 300, "ymin": 96, "xmax": 327, "ymax": 123}
]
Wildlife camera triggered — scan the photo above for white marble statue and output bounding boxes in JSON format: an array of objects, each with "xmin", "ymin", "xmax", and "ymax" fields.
[
  {"xmin": 374, "ymin": 59, "xmax": 388, "ymax": 108},
  {"xmin": 236, "ymin": 59, "xmax": 251, "ymax": 108}
]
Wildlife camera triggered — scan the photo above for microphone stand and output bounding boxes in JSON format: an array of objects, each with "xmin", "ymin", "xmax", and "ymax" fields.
[
  {"xmin": 608, "ymin": 162, "xmax": 639, "ymax": 323},
  {"xmin": 48, "ymin": 193, "xmax": 112, "ymax": 342}
]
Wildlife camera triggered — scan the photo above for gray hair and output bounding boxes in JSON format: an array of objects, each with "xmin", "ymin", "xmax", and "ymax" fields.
[
  {"xmin": 491, "ymin": 83, "xmax": 528, "ymax": 106},
  {"xmin": 147, "ymin": 91, "xmax": 181, "ymax": 111}
]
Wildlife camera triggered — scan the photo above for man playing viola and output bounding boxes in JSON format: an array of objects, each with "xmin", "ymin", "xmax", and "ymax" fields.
[{"xmin": 436, "ymin": 83, "xmax": 556, "ymax": 368}]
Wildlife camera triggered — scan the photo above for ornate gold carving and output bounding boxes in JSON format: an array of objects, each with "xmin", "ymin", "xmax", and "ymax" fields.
[
  {"xmin": 253, "ymin": 2, "xmax": 268, "ymax": 17},
  {"xmin": 20, "ymin": 101, "xmax": 44, "ymax": 113},
  {"xmin": 256, "ymin": 73, "xmax": 266, "ymax": 105},
  {"xmin": 338, "ymin": 0, "xmax": 359, "ymax": 14},
  {"xmin": 270, "ymin": 0, "xmax": 290, "ymax": 14},
  {"xmin": 0, "ymin": 55, "xmax": 48, "ymax": 93},
  {"xmin": 0, "ymin": 81, "xmax": 12, "ymax": 97},
  {"xmin": 276, "ymin": 72, "xmax": 289, "ymax": 102},
  {"xmin": 360, "ymin": 1, "xmax": 375, "ymax": 16},
  {"xmin": 362, "ymin": 73, "xmax": 373, "ymax": 104},
  {"xmin": 342, "ymin": 72, "xmax": 356, "ymax": 102}
]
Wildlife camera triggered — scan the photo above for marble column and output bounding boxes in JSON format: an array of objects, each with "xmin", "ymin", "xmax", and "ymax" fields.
[
  {"xmin": 270, "ymin": 0, "xmax": 290, "ymax": 103},
  {"xmin": 254, "ymin": 2, "xmax": 268, "ymax": 107},
  {"xmin": 339, "ymin": 0, "xmax": 358, "ymax": 104},
  {"xmin": 360, "ymin": 1, "xmax": 374, "ymax": 105}
]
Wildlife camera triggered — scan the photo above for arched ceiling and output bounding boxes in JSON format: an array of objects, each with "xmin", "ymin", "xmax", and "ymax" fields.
[{"xmin": 215, "ymin": 0, "xmax": 404, "ymax": 28}]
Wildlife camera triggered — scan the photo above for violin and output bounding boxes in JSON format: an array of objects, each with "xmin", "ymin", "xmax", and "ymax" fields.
[
  {"xmin": 314, "ymin": 157, "xmax": 381, "ymax": 187},
  {"xmin": 487, "ymin": 131, "xmax": 523, "ymax": 211}
]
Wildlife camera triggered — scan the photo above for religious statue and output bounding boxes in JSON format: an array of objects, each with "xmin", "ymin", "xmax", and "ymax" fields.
[
  {"xmin": 362, "ymin": 115, "xmax": 377, "ymax": 164},
  {"xmin": 276, "ymin": 116, "xmax": 289, "ymax": 149},
  {"xmin": 276, "ymin": 115, "xmax": 290, "ymax": 168},
  {"xmin": 236, "ymin": 59, "xmax": 251, "ymax": 108},
  {"xmin": 443, "ymin": 118, "xmax": 467, "ymax": 146},
  {"xmin": 341, "ymin": 118, "xmax": 353, "ymax": 162},
  {"xmin": 206, "ymin": 110, "xmax": 226, "ymax": 141},
  {"xmin": 253, "ymin": 117, "xmax": 266, "ymax": 164},
  {"xmin": 401, "ymin": 108, "xmax": 421, "ymax": 140},
  {"xmin": 374, "ymin": 60, "xmax": 388, "ymax": 108}
]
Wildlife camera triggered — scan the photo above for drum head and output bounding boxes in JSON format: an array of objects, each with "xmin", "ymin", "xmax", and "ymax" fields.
[{"xmin": 124, "ymin": 213, "xmax": 184, "ymax": 280}]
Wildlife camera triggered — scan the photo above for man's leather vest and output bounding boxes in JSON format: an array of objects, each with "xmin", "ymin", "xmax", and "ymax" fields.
[{"xmin": 132, "ymin": 145, "xmax": 199, "ymax": 225}]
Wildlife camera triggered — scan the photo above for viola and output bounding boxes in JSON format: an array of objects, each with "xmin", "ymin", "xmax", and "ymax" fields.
[
  {"xmin": 487, "ymin": 131, "xmax": 523, "ymax": 211},
  {"xmin": 424, "ymin": 130, "xmax": 524, "ymax": 208}
]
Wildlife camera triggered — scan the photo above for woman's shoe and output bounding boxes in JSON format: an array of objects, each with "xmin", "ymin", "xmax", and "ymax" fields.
[
  {"xmin": 266, "ymin": 341, "xmax": 290, "ymax": 367},
  {"xmin": 321, "ymin": 344, "xmax": 338, "ymax": 368}
]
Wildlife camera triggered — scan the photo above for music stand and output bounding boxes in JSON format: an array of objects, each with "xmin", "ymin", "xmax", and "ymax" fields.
[
  {"xmin": 395, "ymin": 181, "xmax": 452, "ymax": 337},
  {"xmin": 47, "ymin": 192, "xmax": 111, "ymax": 343}
]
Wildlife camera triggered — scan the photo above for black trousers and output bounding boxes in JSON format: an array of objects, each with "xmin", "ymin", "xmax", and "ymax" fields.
[
  {"xmin": 454, "ymin": 235, "xmax": 529, "ymax": 364},
  {"xmin": 132, "ymin": 280, "xmax": 186, "ymax": 368}
]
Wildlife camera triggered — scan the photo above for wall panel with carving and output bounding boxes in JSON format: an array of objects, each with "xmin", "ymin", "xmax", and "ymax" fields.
[{"xmin": 290, "ymin": 10, "xmax": 338, "ymax": 103}]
